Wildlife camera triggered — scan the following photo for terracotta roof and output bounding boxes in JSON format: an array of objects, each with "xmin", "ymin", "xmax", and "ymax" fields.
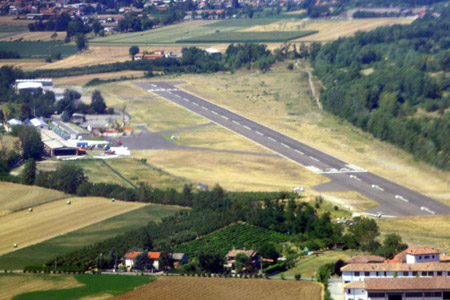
[
  {"xmin": 385, "ymin": 249, "xmax": 408, "ymax": 263},
  {"xmin": 365, "ymin": 277, "xmax": 450, "ymax": 291},
  {"xmin": 148, "ymin": 252, "xmax": 161, "ymax": 259},
  {"xmin": 341, "ymin": 263, "xmax": 450, "ymax": 272},
  {"xmin": 344, "ymin": 281, "xmax": 365, "ymax": 289},
  {"xmin": 124, "ymin": 251, "xmax": 141, "ymax": 259},
  {"xmin": 440, "ymin": 255, "xmax": 450, "ymax": 262},
  {"xmin": 124, "ymin": 251, "xmax": 161, "ymax": 259},
  {"xmin": 406, "ymin": 247, "xmax": 440, "ymax": 255},
  {"xmin": 226, "ymin": 249, "xmax": 257, "ymax": 258},
  {"xmin": 345, "ymin": 255, "xmax": 385, "ymax": 264}
]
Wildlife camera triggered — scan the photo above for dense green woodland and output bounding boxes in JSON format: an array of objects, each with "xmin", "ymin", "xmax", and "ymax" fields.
[{"xmin": 310, "ymin": 10, "xmax": 450, "ymax": 169}]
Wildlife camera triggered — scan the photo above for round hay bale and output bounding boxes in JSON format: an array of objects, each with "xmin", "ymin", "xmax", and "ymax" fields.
[
  {"xmin": 67, "ymin": 200, "xmax": 71, "ymax": 205},
  {"xmin": 13, "ymin": 243, "xmax": 18, "ymax": 248},
  {"xmin": 111, "ymin": 198, "xmax": 115, "ymax": 202},
  {"xmin": 29, "ymin": 207, "xmax": 33, "ymax": 212}
]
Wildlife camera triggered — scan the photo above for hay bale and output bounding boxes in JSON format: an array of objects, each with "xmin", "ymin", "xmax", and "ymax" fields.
[{"xmin": 67, "ymin": 200, "xmax": 71, "ymax": 205}]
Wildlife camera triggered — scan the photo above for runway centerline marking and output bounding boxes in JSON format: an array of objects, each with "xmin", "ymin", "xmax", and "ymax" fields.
[
  {"xmin": 192, "ymin": 102, "xmax": 199, "ymax": 106},
  {"xmin": 268, "ymin": 137, "xmax": 276, "ymax": 142},
  {"xmin": 232, "ymin": 120, "xmax": 240, "ymax": 125},
  {"xmin": 201, "ymin": 106, "xmax": 208, "ymax": 110},
  {"xmin": 309, "ymin": 156, "xmax": 320, "ymax": 162},
  {"xmin": 183, "ymin": 98, "xmax": 189, "ymax": 102},
  {"xmin": 221, "ymin": 115, "xmax": 229, "ymax": 120},
  {"xmin": 211, "ymin": 111, "xmax": 218, "ymax": 115},
  {"xmin": 295, "ymin": 149, "xmax": 304, "ymax": 155},
  {"xmin": 281, "ymin": 143, "xmax": 290, "ymax": 148},
  {"xmin": 256, "ymin": 131, "xmax": 263, "ymax": 136},
  {"xmin": 244, "ymin": 125, "xmax": 251, "ymax": 130}
]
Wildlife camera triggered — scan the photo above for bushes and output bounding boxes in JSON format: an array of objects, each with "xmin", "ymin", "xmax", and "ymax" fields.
[{"xmin": 262, "ymin": 262, "xmax": 287, "ymax": 275}]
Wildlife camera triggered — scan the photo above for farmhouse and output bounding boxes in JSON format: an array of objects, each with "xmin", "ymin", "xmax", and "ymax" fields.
[
  {"xmin": 124, "ymin": 251, "xmax": 161, "ymax": 271},
  {"xmin": 342, "ymin": 247, "xmax": 450, "ymax": 300},
  {"xmin": 224, "ymin": 248, "xmax": 259, "ymax": 271},
  {"xmin": 15, "ymin": 79, "xmax": 53, "ymax": 92},
  {"xmin": 344, "ymin": 255, "xmax": 386, "ymax": 265}
]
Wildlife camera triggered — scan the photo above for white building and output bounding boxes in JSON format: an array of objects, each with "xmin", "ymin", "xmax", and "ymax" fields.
[
  {"xmin": 15, "ymin": 79, "xmax": 53, "ymax": 91},
  {"xmin": 123, "ymin": 251, "xmax": 161, "ymax": 271},
  {"xmin": 405, "ymin": 248, "xmax": 440, "ymax": 264},
  {"xmin": 30, "ymin": 118, "xmax": 49, "ymax": 130}
]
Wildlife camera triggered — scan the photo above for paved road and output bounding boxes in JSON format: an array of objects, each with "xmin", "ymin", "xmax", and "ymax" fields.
[{"xmin": 136, "ymin": 81, "xmax": 450, "ymax": 217}]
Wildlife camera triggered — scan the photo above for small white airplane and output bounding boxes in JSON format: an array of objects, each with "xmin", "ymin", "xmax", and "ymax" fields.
[{"xmin": 367, "ymin": 212, "xmax": 397, "ymax": 218}]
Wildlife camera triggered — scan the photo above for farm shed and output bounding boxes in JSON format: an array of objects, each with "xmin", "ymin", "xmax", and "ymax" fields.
[{"xmin": 40, "ymin": 129, "xmax": 78, "ymax": 157}]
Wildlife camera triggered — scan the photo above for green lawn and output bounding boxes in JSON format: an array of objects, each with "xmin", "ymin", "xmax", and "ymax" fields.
[
  {"xmin": 0, "ymin": 25, "xmax": 28, "ymax": 33},
  {"xmin": 275, "ymin": 250, "xmax": 363, "ymax": 279},
  {"xmin": 202, "ymin": 18, "xmax": 278, "ymax": 27},
  {"xmin": 12, "ymin": 274, "xmax": 155, "ymax": 300},
  {"xmin": 0, "ymin": 41, "xmax": 77, "ymax": 58},
  {"xmin": 0, "ymin": 205, "xmax": 184, "ymax": 269}
]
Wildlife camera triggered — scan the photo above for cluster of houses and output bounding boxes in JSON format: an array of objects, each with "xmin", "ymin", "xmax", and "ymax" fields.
[
  {"xmin": 123, "ymin": 247, "xmax": 268, "ymax": 273},
  {"xmin": 134, "ymin": 49, "xmax": 182, "ymax": 60},
  {"xmin": 342, "ymin": 247, "xmax": 450, "ymax": 300}
]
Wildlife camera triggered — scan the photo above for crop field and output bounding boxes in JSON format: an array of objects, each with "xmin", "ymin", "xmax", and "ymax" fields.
[
  {"xmin": 276, "ymin": 250, "xmax": 362, "ymax": 279},
  {"xmin": 0, "ymin": 197, "xmax": 146, "ymax": 256},
  {"xmin": 0, "ymin": 204, "xmax": 183, "ymax": 269},
  {"xmin": 203, "ymin": 18, "xmax": 278, "ymax": 28},
  {"xmin": 0, "ymin": 41, "xmax": 77, "ymax": 59},
  {"xmin": 0, "ymin": 182, "xmax": 66, "ymax": 216},
  {"xmin": 115, "ymin": 276, "xmax": 322, "ymax": 300},
  {"xmin": 92, "ymin": 20, "xmax": 239, "ymax": 44},
  {"xmin": 133, "ymin": 149, "xmax": 327, "ymax": 192},
  {"xmin": 177, "ymin": 31, "xmax": 317, "ymax": 43},
  {"xmin": 12, "ymin": 274, "xmax": 155, "ymax": 300},
  {"xmin": 0, "ymin": 274, "xmax": 82, "ymax": 300},
  {"xmin": 162, "ymin": 124, "xmax": 272, "ymax": 154},
  {"xmin": 173, "ymin": 223, "xmax": 289, "ymax": 257},
  {"xmin": 378, "ymin": 215, "xmax": 450, "ymax": 253},
  {"xmin": 0, "ymin": 31, "xmax": 64, "ymax": 42},
  {"xmin": 294, "ymin": 18, "xmax": 414, "ymax": 41}
]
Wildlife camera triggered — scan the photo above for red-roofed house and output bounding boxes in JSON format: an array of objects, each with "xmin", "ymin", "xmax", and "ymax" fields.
[
  {"xmin": 124, "ymin": 251, "xmax": 161, "ymax": 270},
  {"xmin": 406, "ymin": 247, "xmax": 440, "ymax": 264}
]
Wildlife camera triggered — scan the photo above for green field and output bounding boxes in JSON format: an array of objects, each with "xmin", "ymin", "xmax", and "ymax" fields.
[
  {"xmin": 92, "ymin": 23, "xmax": 239, "ymax": 44},
  {"xmin": 173, "ymin": 223, "xmax": 289, "ymax": 257},
  {"xmin": 177, "ymin": 31, "xmax": 317, "ymax": 43},
  {"xmin": 0, "ymin": 205, "xmax": 183, "ymax": 269},
  {"xmin": 0, "ymin": 25, "xmax": 27, "ymax": 33},
  {"xmin": 12, "ymin": 274, "xmax": 155, "ymax": 300},
  {"xmin": 203, "ymin": 18, "xmax": 278, "ymax": 27},
  {"xmin": 0, "ymin": 41, "xmax": 77, "ymax": 58}
]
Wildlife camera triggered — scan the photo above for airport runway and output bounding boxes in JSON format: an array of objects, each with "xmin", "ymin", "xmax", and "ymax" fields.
[{"xmin": 136, "ymin": 81, "xmax": 450, "ymax": 217}]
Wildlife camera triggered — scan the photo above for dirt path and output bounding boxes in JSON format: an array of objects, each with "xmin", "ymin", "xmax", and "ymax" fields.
[{"xmin": 295, "ymin": 60, "xmax": 322, "ymax": 110}]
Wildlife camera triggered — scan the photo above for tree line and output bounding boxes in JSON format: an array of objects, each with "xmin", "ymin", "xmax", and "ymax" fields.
[{"xmin": 309, "ymin": 9, "xmax": 450, "ymax": 169}]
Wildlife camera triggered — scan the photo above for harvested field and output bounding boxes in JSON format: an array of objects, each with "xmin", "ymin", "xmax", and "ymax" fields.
[
  {"xmin": 133, "ymin": 149, "xmax": 327, "ymax": 192},
  {"xmin": 177, "ymin": 31, "xmax": 316, "ymax": 43},
  {"xmin": 378, "ymin": 215, "xmax": 450, "ymax": 253},
  {"xmin": 114, "ymin": 276, "xmax": 322, "ymax": 300},
  {"xmin": 0, "ymin": 41, "xmax": 77, "ymax": 59},
  {"xmin": 0, "ymin": 182, "xmax": 66, "ymax": 216},
  {"xmin": 0, "ymin": 274, "xmax": 81, "ymax": 300},
  {"xmin": 294, "ymin": 18, "xmax": 414, "ymax": 41},
  {"xmin": 0, "ymin": 16, "xmax": 33, "ymax": 26},
  {"xmin": 0, "ymin": 31, "xmax": 64, "ymax": 42},
  {"xmin": 53, "ymin": 70, "xmax": 145, "ymax": 86},
  {"xmin": 0, "ymin": 197, "xmax": 146, "ymax": 256},
  {"xmin": 0, "ymin": 59, "xmax": 47, "ymax": 71}
]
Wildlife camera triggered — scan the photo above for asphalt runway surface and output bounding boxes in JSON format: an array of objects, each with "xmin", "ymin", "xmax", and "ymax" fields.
[{"xmin": 136, "ymin": 81, "xmax": 450, "ymax": 217}]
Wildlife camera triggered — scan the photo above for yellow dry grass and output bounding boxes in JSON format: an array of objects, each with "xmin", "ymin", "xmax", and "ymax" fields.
[
  {"xmin": 167, "ymin": 125, "xmax": 273, "ymax": 154},
  {"xmin": 0, "ymin": 31, "xmax": 64, "ymax": 41},
  {"xmin": 0, "ymin": 274, "xmax": 82, "ymax": 300},
  {"xmin": 0, "ymin": 182, "xmax": 67, "ymax": 216},
  {"xmin": 0, "ymin": 197, "xmax": 146, "ymax": 255},
  {"xmin": 377, "ymin": 215, "xmax": 450, "ymax": 253},
  {"xmin": 114, "ymin": 276, "xmax": 322, "ymax": 300},
  {"xmin": 133, "ymin": 149, "xmax": 327, "ymax": 192},
  {"xmin": 294, "ymin": 18, "xmax": 414, "ymax": 41},
  {"xmin": 171, "ymin": 62, "xmax": 449, "ymax": 207},
  {"xmin": 0, "ymin": 59, "xmax": 48, "ymax": 71},
  {"xmin": 0, "ymin": 134, "xmax": 19, "ymax": 152},
  {"xmin": 0, "ymin": 16, "xmax": 33, "ymax": 25},
  {"xmin": 53, "ymin": 70, "xmax": 145, "ymax": 86}
]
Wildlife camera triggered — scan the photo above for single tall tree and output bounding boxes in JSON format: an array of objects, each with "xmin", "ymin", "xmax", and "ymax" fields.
[
  {"xmin": 129, "ymin": 45, "xmax": 139, "ymax": 60},
  {"xmin": 21, "ymin": 158, "xmax": 36, "ymax": 185}
]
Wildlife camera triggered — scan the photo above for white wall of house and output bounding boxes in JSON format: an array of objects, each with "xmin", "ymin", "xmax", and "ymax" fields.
[
  {"xmin": 344, "ymin": 288, "xmax": 367, "ymax": 300},
  {"xmin": 124, "ymin": 258, "xmax": 134, "ymax": 269},
  {"xmin": 406, "ymin": 253, "xmax": 440, "ymax": 264},
  {"xmin": 343, "ymin": 270, "xmax": 449, "ymax": 283}
]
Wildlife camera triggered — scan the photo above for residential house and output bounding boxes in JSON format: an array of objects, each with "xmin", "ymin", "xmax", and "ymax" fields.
[
  {"xmin": 5, "ymin": 118, "xmax": 22, "ymax": 131},
  {"xmin": 344, "ymin": 255, "xmax": 386, "ymax": 265},
  {"xmin": 169, "ymin": 253, "xmax": 189, "ymax": 267},
  {"xmin": 224, "ymin": 248, "xmax": 258, "ymax": 272},
  {"xmin": 123, "ymin": 251, "xmax": 161, "ymax": 271},
  {"xmin": 30, "ymin": 118, "xmax": 49, "ymax": 130}
]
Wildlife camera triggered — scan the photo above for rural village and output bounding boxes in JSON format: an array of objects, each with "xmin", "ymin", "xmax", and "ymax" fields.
[{"xmin": 0, "ymin": 0, "xmax": 449, "ymax": 299}]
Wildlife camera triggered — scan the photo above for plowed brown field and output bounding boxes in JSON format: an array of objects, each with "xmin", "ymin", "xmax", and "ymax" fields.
[{"xmin": 114, "ymin": 276, "xmax": 322, "ymax": 300}]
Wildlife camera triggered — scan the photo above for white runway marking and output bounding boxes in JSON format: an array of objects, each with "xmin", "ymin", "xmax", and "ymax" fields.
[
  {"xmin": 192, "ymin": 102, "xmax": 199, "ymax": 106},
  {"xmin": 309, "ymin": 156, "xmax": 320, "ymax": 162},
  {"xmin": 281, "ymin": 143, "xmax": 290, "ymax": 148},
  {"xmin": 183, "ymin": 98, "xmax": 189, "ymax": 102},
  {"xmin": 167, "ymin": 91, "xmax": 172, "ymax": 94},
  {"xmin": 395, "ymin": 195, "xmax": 409, "ymax": 203},
  {"xmin": 176, "ymin": 94, "xmax": 181, "ymax": 98},
  {"xmin": 349, "ymin": 174, "xmax": 362, "ymax": 181},
  {"xmin": 371, "ymin": 184, "xmax": 384, "ymax": 191},
  {"xmin": 256, "ymin": 131, "xmax": 263, "ymax": 136},
  {"xmin": 211, "ymin": 111, "xmax": 218, "ymax": 115},
  {"xmin": 421, "ymin": 206, "xmax": 435, "ymax": 215},
  {"xmin": 232, "ymin": 120, "xmax": 240, "ymax": 125},
  {"xmin": 268, "ymin": 137, "xmax": 276, "ymax": 142},
  {"xmin": 202, "ymin": 106, "xmax": 208, "ymax": 110},
  {"xmin": 221, "ymin": 115, "xmax": 229, "ymax": 120},
  {"xmin": 244, "ymin": 125, "xmax": 251, "ymax": 130},
  {"xmin": 295, "ymin": 149, "xmax": 304, "ymax": 155}
]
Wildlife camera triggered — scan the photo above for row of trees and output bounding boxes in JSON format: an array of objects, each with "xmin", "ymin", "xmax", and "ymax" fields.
[{"xmin": 310, "ymin": 9, "xmax": 450, "ymax": 169}]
